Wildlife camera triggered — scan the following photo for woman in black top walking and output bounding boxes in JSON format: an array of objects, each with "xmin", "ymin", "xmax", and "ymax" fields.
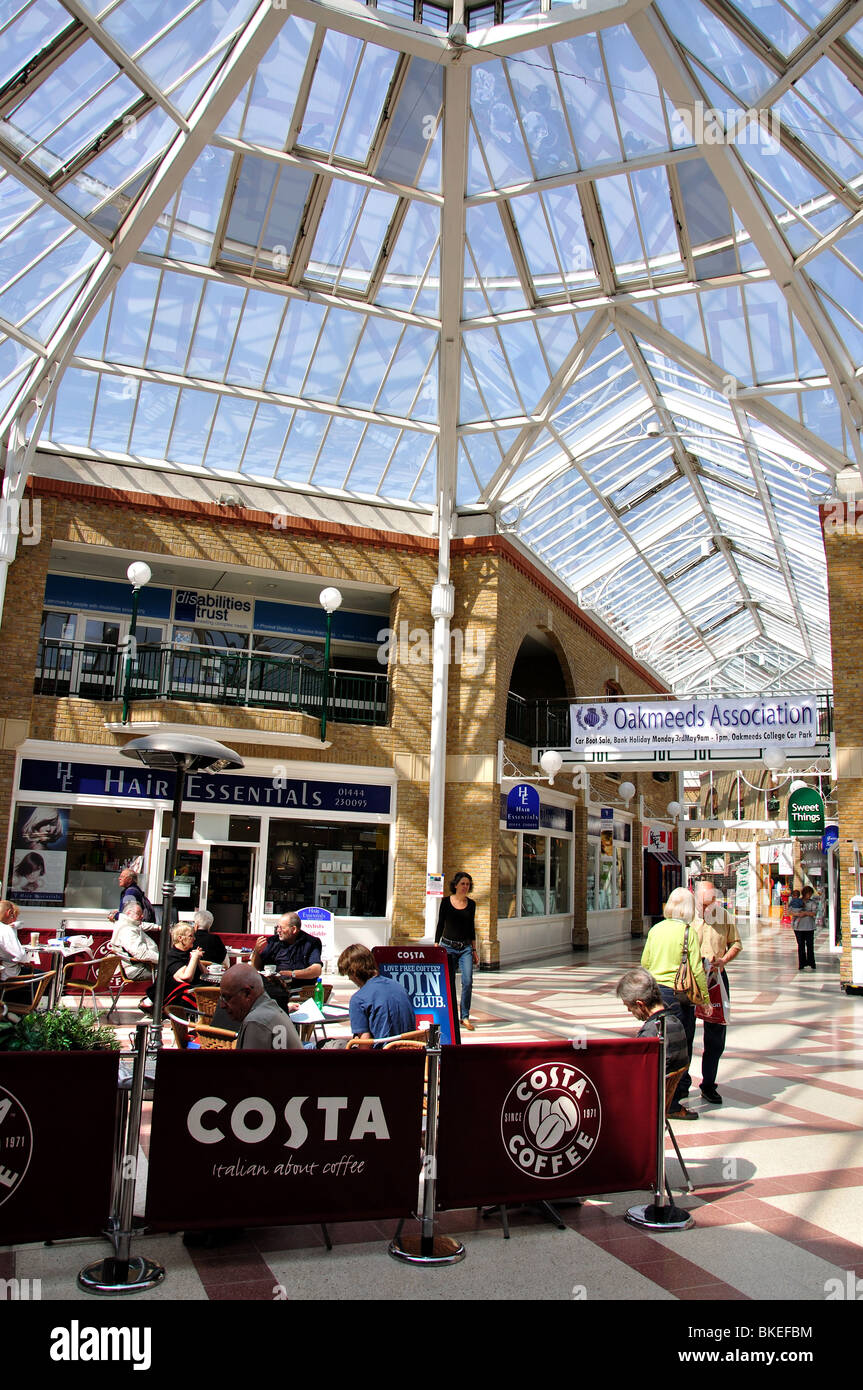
[{"xmin": 435, "ymin": 871, "xmax": 478, "ymax": 1030}]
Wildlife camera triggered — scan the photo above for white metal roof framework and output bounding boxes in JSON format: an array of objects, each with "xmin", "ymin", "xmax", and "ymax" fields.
[{"xmin": 2, "ymin": 0, "xmax": 861, "ymax": 695}]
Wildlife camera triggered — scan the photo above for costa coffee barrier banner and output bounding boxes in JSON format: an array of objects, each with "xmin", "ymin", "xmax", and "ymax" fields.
[
  {"xmin": 373, "ymin": 944, "xmax": 458, "ymax": 1045},
  {"xmin": 435, "ymin": 1040, "xmax": 659, "ymax": 1209},
  {"xmin": 0, "ymin": 1053, "xmax": 118, "ymax": 1243},
  {"xmin": 145, "ymin": 1050, "xmax": 425, "ymax": 1230}
]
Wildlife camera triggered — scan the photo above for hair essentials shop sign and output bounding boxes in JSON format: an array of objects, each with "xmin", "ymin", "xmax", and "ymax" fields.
[{"xmin": 570, "ymin": 696, "xmax": 818, "ymax": 753}]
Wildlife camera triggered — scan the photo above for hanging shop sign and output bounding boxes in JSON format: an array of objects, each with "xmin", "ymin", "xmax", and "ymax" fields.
[
  {"xmin": 18, "ymin": 759, "xmax": 391, "ymax": 816},
  {"xmin": 788, "ymin": 787, "xmax": 825, "ymax": 838},
  {"xmin": 506, "ymin": 783, "xmax": 540, "ymax": 830},
  {"xmin": 822, "ymin": 825, "xmax": 839, "ymax": 853},
  {"xmin": 570, "ymin": 696, "xmax": 818, "ymax": 753},
  {"xmin": 643, "ymin": 825, "xmax": 673, "ymax": 852}
]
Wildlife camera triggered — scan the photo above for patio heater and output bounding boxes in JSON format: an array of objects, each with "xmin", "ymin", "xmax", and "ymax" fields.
[
  {"xmin": 120, "ymin": 732, "xmax": 244, "ymax": 1043},
  {"xmin": 78, "ymin": 735, "xmax": 243, "ymax": 1297}
]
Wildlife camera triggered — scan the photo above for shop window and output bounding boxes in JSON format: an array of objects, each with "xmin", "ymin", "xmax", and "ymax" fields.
[
  {"xmin": 498, "ymin": 831, "xmax": 518, "ymax": 918},
  {"xmin": 521, "ymin": 834, "xmax": 546, "ymax": 916},
  {"xmin": 8, "ymin": 802, "xmax": 153, "ymax": 910},
  {"xmin": 549, "ymin": 836, "xmax": 571, "ymax": 914},
  {"xmin": 265, "ymin": 821, "xmax": 389, "ymax": 917}
]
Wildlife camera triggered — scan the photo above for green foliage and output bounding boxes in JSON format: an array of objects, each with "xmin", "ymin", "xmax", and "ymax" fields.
[{"xmin": 0, "ymin": 1007, "xmax": 120, "ymax": 1052}]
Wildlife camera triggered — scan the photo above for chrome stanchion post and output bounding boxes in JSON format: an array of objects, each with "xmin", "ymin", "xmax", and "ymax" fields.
[
  {"xmin": 626, "ymin": 1012, "xmax": 694, "ymax": 1231},
  {"xmin": 78, "ymin": 1022, "xmax": 165, "ymax": 1293},
  {"xmin": 389, "ymin": 1023, "xmax": 466, "ymax": 1266}
]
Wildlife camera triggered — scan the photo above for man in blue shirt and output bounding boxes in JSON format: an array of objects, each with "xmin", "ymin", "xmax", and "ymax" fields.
[
  {"xmin": 338, "ymin": 944, "xmax": 415, "ymax": 1041},
  {"xmin": 251, "ymin": 912, "xmax": 322, "ymax": 986}
]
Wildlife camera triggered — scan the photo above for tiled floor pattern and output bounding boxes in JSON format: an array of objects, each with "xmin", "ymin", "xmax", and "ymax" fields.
[{"xmin": 5, "ymin": 916, "xmax": 863, "ymax": 1301}]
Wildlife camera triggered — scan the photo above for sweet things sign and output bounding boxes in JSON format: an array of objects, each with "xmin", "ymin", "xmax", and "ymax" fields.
[{"xmin": 145, "ymin": 1050, "xmax": 425, "ymax": 1229}]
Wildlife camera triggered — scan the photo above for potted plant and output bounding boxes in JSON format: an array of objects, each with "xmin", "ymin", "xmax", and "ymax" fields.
[{"xmin": 0, "ymin": 1006, "xmax": 120, "ymax": 1052}]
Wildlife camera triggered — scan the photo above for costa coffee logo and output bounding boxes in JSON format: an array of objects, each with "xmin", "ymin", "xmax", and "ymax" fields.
[
  {"xmin": 0, "ymin": 1085, "xmax": 34, "ymax": 1206},
  {"xmin": 501, "ymin": 1064, "xmax": 601, "ymax": 1180}
]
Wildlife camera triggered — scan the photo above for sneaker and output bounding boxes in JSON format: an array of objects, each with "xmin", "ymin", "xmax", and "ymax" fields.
[
  {"xmin": 668, "ymin": 1106, "xmax": 699, "ymax": 1121},
  {"xmin": 700, "ymin": 1085, "xmax": 722, "ymax": 1104}
]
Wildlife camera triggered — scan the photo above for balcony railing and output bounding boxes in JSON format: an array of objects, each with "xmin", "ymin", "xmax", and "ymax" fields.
[{"xmin": 34, "ymin": 641, "xmax": 389, "ymax": 727}]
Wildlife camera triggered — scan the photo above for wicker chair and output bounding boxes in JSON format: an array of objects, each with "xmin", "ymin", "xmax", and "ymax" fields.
[
  {"xmin": 63, "ymin": 953, "xmax": 123, "ymax": 1018},
  {"xmin": 0, "ymin": 970, "xmax": 57, "ymax": 1017},
  {"xmin": 193, "ymin": 987, "xmax": 220, "ymax": 1022},
  {"xmin": 346, "ymin": 1027, "xmax": 428, "ymax": 1050},
  {"xmin": 193, "ymin": 1023, "xmax": 237, "ymax": 1050}
]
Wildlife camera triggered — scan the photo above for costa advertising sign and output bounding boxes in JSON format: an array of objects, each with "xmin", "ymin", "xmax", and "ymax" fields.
[
  {"xmin": 435, "ymin": 1040, "xmax": 658, "ymax": 1208},
  {"xmin": 145, "ymin": 1051, "xmax": 425, "ymax": 1229},
  {"xmin": 570, "ymin": 696, "xmax": 818, "ymax": 753},
  {"xmin": 0, "ymin": 1055, "xmax": 118, "ymax": 1243},
  {"xmin": 373, "ymin": 945, "xmax": 458, "ymax": 1045}
]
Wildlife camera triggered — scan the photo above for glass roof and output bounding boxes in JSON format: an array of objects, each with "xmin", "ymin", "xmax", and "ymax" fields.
[{"xmin": 2, "ymin": 0, "xmax": 860, "ymax": 695}]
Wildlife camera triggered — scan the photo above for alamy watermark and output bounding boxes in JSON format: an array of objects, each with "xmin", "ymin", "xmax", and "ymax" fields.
[
  {"xmin": 0, "ymin": 498, "xmax": 40, "ymax": 545},
  {"xmin": 823, "ymin": 497, "xmax": 863, "ymax": 536},
  {"xmin": 376, "ymin": 621, "xmax": 486, "ymax": 673},
  {"xmin": 672, "ymin": 102, "xmax": 781, "ymax": 151}
]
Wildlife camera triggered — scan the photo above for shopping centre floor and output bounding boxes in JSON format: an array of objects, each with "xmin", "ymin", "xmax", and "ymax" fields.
[{"xmin": 4, "ymin": 916, "xmax": 862, "ymax": 1305}]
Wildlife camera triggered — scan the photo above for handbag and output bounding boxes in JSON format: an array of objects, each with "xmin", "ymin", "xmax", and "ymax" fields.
[{"xmin": 673, "ymin": 926, "xmax": 702, "ymax": 1005}]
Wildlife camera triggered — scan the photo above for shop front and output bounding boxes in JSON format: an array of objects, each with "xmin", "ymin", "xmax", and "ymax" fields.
[
  {"xmin": 6, "ymin": 748, "xmax": 395, "ymax": 958},
  {"xmin": 496, "ymin": 792, "xmax": 574, "ymax": 964},
  {"xmin": 586, "ymin": 807, "xmax": 633, "ymax": 946}
]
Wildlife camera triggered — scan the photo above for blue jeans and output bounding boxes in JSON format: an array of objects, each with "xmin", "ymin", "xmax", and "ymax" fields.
[{"xmin": 442, "ymin": 941, "xmax": 473, "ymax": 1020}]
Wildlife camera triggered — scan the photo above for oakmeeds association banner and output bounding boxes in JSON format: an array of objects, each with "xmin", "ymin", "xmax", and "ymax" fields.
[{"xmin": 570, "ymin": 695, "xmax": 818, "ymax": 753}]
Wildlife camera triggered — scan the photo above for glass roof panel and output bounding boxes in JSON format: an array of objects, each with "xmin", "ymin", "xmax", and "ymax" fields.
[
  {"xmin": 304, "ymin": 184, "xmax": 398, "ymax": 295},
  {"xmin": 506, "ymin": 50, "xmax": 577, "ymax": 179},
  {"xmin": 0, "ymin": 335, "xmax": 36, "ymax": 417},
  {"xmin": 599, "ymin": 25, "xmax": 672, "ymax": 160},
  {"xmin": 553, "ymin": 35, "xmax": 622, "ymax": 169},
  {"xmin": 657, "ymin": 0, "xmax": 776, "ymax": 106},
  {"xmin": 464, "ymin": 205, "xmax": 528, "ymax": 316},
  {"xmin": 726, "ymin": 0, "xmax": 810, "ymax": 55},
  {"xmin": 222, "ymin": 158, "xmax": 313, "ymax": 272},
  {"xmin": 510, "ymin": 189, "xmax": 598, "ymax": 299},
  {"xmin": 225, "ymin": 15, "xmax": 315, "ymax": 149},
  {"xmin": 375, "ymin": 201, "xmax": 440, "ymax": 315},
  {"xmin": 0, "ymin": 1, "xmax": 71, "ymax": 89},
  {"xmin": 1, "ymin": 39, "xmax": 139, "ymax": 177},
  {"xmin": 105, "ymin": 0, "xmax": 243, "ymax": 100},
  {"xmin": 377, "ymin": 59, "xmax": 443, "ymax": 188},
  {"xmin": 471, "ymin": 61, "xmax": 534, "ymax": 188},
  {"xmin": 0, "ymin": 210, "xmax": 98, "ymax": 335}
]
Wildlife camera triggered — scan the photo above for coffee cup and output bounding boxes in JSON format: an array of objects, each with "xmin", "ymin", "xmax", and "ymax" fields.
[
  {"xmin": 30, "ymin": 932, "xmax": 39, "ymax": 946},
  {"xmin": 263, "ymin": 964, "xmax": 276, "ymax": 976}
]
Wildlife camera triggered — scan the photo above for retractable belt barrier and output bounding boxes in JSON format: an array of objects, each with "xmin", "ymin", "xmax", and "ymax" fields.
[{"xmin": 0, "ymin": 1030, "xmax": 676, "ymax": 1290}]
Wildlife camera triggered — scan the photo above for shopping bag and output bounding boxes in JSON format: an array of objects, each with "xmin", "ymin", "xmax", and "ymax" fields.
[
  {"xmin": 696, "ymin": 968, "xmax": 731, "ymax": 1025},
  {"xmin": 780, "ymin": 910, "xmax": 793, "ymax": 928}
]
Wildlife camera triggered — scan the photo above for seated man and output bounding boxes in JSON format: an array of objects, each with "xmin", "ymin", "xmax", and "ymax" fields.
[
  {"xmin": 109, "ymin": 900, "xmax": 159, "ymax": 1009},
  {"xmin": 616, "ymin": 967, "xmax": 695, "ymax": 1119},
  {"xmin": 251, "ymin": 912, "xmax": 322, "ymax": 990},
  {"xmin": 191, "ymin": 908, "xmax": 227, "ymax": 964},
  {"xmin": 218, "ymin": 964, "xmax": 302, "ymax": 1050},
  {"xmin": 0, "ymin": 900, "xmax": 35, "ymax": 998},
  {"xmin": 338, "ymin": 944, "xmax": 415, "ymax": 1042}
]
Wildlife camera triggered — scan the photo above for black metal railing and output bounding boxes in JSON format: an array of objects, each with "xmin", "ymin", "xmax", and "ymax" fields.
[
  {"xmin": 506, "ymin": 690, "xmax": 834, "ymax": 747},
  {"xmin": 34, "ymin": 641, "xmax": 389, "ymax": 727}
]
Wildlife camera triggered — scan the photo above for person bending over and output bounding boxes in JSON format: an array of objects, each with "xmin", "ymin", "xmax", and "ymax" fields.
[
  {"xmin": 338, "ymin": 944, "xmax": 415, "ymax": 1042},
  {"xmin": 616, "ymin": 967, "xmax": 689, "ymax": 1076}
]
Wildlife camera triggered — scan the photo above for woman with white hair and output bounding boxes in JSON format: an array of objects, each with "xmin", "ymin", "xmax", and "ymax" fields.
[
  {"xmin": 640, "ymin": 886, "xmax": 712, "ymax": 1120},
  {"xmin": 192, "ymin": 908, "xmax": 227, "ymax": 965}
]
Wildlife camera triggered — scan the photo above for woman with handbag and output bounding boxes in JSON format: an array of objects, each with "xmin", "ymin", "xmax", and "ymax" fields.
[{"xmin": 640, "ymin": 886, "xmax": 712, "ymax": 1120}]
